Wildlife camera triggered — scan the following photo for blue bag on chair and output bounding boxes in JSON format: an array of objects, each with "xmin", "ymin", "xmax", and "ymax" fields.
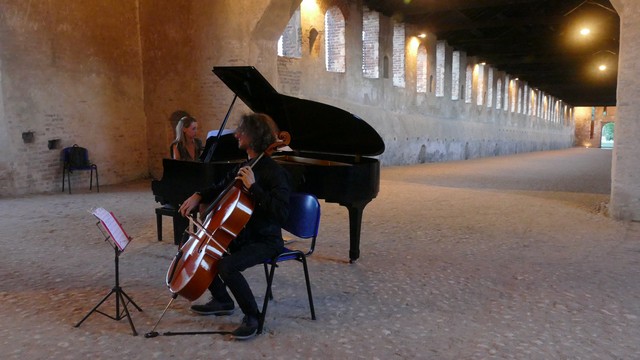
[{"xmin": 68, "ymin": 144, "xmax": 90, "ymax": 168}]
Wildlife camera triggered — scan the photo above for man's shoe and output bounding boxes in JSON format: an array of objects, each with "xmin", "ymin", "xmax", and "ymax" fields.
[
  {"xmin": 190, "ymin": 299, "xmax": 235, "ymax": 316},
  {"xmin": 231, "ymin": 315, "xmax": 259, "ymax": 340}
]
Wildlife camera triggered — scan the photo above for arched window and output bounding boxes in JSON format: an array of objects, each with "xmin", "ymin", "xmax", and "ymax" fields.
[
  {"xmin": 465, "ymin": 64, "xmax": 473, "ymax": 103},
  {"xmin": 486, "ymin": 67, "xmax": 493, "ymax": 108},
  {"xmin": 416, "ymin": 45, "xmax": 427, "ymax": 93},
  {"xmin": 451, "ymin": 51, "xmax": 460, "ymax": 100},
  {"xmin": 496, "ymin": 78, "xmax": 502, "ymax": 110},
  {"xmin": 325, "ymin": 6, "xmax": 346, "ymax": 72},
  {"xmin": 503, "ymin": 75, "xmax": 510, "ymax": 111},
  {"xmin": 601, "ymin": 122, "xmax": 614, "ymax": 148},
  {"xmin": 510, "ymin": 79, "xmax": 517, "ymax": 112},
  {"xmin": 530, "ymin": 89, "xmax": 536, "ymax": 117},
  {"xmin": 517, "ymin": 84, "xmax": 522, "ymax": 114},
  {"xmin": 522, "ymin": 85, "xmax": 528, "ymax": 114},
  {"xmin": 392, "ymin": 22, "xmax": 405, "ymax": 87},
  {"xmin": 475, "ymin": 64, "xmax": 484, "ymax": 106},
  {"xmin": 278, "ymin": 7, "xmax": 302, "ymax": 58},
  {"xmin": 528, "ymin": 87, "xmax": 535, "ymax": 115},
  {"xmin": 435, "ymin": 41, "xmax": 445, "ymax": 97},
  {"xmin": 362, "ymin": 7, "xmax": 379, "ymax": 78}
]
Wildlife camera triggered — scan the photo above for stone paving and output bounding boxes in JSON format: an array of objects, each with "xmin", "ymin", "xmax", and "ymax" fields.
[{"xmin": 1, "ymin": 147, "xmax": 639, "ymax": 359}]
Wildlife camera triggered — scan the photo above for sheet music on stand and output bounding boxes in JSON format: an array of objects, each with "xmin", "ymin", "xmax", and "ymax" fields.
[{"xmin": 91, "ymin": 207, "xmax": 131, "ymax": 251}]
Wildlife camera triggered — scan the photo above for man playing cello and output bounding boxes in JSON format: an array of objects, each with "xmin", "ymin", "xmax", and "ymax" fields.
[{"xmin": 178, "ymin": 112, "xmax": 291, "ymax": 340}]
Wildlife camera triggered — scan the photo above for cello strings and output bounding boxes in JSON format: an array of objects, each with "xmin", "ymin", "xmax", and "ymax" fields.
[{"xmin": 188, "ymin": 215, "xmax": 230, "ymax": 256}]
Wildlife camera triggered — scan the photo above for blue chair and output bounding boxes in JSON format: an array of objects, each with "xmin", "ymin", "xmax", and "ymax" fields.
[
  {"xmin": 61, "ymin": 144, "xmax": 99, "ymax": 194},
  {"xmin": 258, "ymin": 192, "xmax": 320, "ymax": 334}
]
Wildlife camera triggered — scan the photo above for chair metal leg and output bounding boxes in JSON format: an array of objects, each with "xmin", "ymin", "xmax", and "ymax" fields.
[
  {"xmin": 258, "ymin": 254, "xmax": 316, "ymax": 334},
  {"xmin": 263, "ymin": 263, "xmax": 274, "ymax": 300},
  {"xmin": 62, "ymin": 168, "xmax": 72, "ymax": 194},
  {"xmin": 95, "ymin": 166, "xmax": 99, "ymax": 192},
  {"xmin": 299, "ymin": 255, "xmax": 316, "ymax": 320},
  {"xmin": 259, "ymin": 260, "xmax": 278, "ymax": 334}
]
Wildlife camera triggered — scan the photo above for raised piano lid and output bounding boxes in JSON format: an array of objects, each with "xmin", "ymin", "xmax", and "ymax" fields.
[{"xmin": 212, "ymin": 66, "xmax": 385, "ymax": 157}]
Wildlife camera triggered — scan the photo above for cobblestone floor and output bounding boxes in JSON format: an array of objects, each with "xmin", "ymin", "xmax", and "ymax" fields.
[{"xmin": 1, "ymin": 147, "xmax": 638, "ymax": 359}]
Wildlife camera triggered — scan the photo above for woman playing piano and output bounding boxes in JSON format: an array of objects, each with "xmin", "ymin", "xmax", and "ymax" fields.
[{"xmin": 170, "ymin": 113, "xmax": 203, "ymax": 161}]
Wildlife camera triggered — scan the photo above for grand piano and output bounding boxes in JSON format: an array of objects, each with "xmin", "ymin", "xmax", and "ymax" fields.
[{"xmin": 152, "ymin": 66, "xmax": 385, "ymax": 262}]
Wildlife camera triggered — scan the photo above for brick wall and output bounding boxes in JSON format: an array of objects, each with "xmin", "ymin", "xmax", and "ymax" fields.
[{"xmin": 0, "ymin": 0, "xmax": 147, "ymax": 196}]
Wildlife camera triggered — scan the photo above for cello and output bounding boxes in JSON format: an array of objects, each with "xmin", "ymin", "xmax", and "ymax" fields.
[{"xmin": 145, "ymin": 131, "xmax": 290, "ymax": 338}]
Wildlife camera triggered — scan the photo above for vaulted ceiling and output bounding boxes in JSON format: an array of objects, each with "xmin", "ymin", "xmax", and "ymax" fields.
[{"xmin": 363, "ymin": 0, "xmax": 619, "ymax": 106}]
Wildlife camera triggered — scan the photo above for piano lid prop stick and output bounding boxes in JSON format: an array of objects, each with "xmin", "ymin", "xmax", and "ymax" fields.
[{"xmin": 204, "ymin": 94, "xmax": 237, "ymax": 162}]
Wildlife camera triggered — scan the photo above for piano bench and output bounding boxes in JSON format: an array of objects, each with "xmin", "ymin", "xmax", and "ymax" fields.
[
  {"xmin": 155, "ymin": 205, "xmax": 199, "ymax": 244},
  {"xmin": 155, "ymin": 205, "xmax": 179, "ymax": 242}
]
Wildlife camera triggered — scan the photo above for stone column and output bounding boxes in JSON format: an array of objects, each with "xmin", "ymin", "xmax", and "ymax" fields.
[{"xmin": 609, "ymin": 0, "xmax": 640, "ymax": 221}]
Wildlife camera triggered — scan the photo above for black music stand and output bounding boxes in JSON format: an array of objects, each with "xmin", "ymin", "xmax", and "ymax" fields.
[{"xmin": 74, "ymin": 208, "xmax": 142, "ymax": 336}]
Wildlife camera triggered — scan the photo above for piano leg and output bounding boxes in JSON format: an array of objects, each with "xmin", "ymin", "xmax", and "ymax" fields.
[{"xmin": 342, "ymin": 200, "xmax": 370, "ymax": 263}]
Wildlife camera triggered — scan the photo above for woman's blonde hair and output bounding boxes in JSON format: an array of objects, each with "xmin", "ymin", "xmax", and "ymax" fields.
[{"xmin": 173, "ymin": 115, "xmax": 198, "ymax": 146}]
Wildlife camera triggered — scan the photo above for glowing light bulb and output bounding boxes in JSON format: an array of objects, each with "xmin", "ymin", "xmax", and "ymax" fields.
[
  {"xmin": 580, "ymin": 28, "xmax": 591, "ymax": 36},
  {"xmin": 599, "ymin": 64, "xmax": 607, "ymax": 71}
]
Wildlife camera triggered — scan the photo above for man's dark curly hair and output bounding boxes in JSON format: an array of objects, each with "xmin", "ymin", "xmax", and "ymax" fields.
[{"xmin": 236, "ymin": 113, "xmax": 279, "ymax": 153}]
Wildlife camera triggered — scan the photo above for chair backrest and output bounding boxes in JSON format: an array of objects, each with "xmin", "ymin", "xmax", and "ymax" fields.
[
  {"xmin": 63, "ymin": 144, "xmax": 90, "ymax": 168},
  {"xmin": 283, "ymin": 192, "xmax": 321, "ymax": 255}
]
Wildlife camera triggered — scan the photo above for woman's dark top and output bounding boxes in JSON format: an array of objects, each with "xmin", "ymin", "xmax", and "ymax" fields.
[{"xmin": 171, "ymin": 138, "xmax": 203, "ymax": 161}]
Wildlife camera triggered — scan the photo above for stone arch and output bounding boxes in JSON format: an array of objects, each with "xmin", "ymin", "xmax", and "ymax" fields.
[{"xmin": 601, "ymin": 122, "xmax": 615, "ymax": 149}]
